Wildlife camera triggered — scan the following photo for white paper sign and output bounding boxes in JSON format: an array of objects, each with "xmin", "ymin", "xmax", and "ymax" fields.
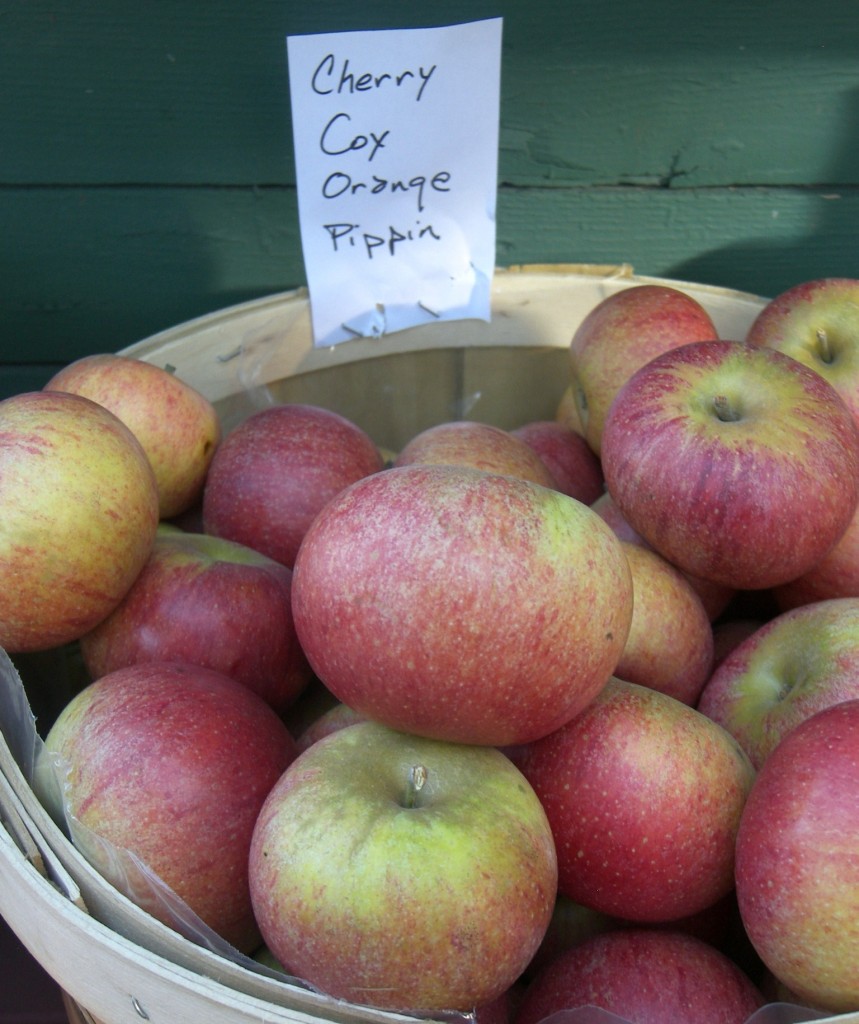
[{"xmin": 286, "ymin": 18, "xmax": 503, "ymax": 347}]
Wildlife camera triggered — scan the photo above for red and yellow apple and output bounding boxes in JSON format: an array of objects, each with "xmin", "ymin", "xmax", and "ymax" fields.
[
  {"xmin": 511, "ymin": 419, "xmax": 604, "ymax": 503},
  {"xmin": 514, "ymin": 928, "xmax": 765, "ymax": 1024},
  {"xmin": 202, "ymin": 402, "xmax": 384, "ymax": 568},
  {"xmin": 80, "ymin": 525, "xmax": 313, "ymax": 713},
  {"xmin": 249, "ymin": 720, "xmax": 558, "ymax": 1012},
  {"xmin": 601, "ymin": 339, "xmax": 859, "ymax": 591},
  {"xmin": 746, "ymin": 276, "xmax": 859, "ymax": 429},
  {"xmin": 394, "ymin": 419, "xmax": 559, "ymax": 488},
  {"xmin": 568, "ymin": 284, "xmax": 719, "ymax": 456},
  {"xmin": 773, "ymin": 502, "xmax": 859, "ymax": 610},
  {"xmin": 45, "ymin": 353, "xmax": 221, "ymax": 520},
  {"xmin": 0, "ymin": 390, "xmax": 159, "ymax": 652},
  {"xmin": 515, "ymin": 677, "xmax": 755, "ymax": 923},
  {"xmin": 697, "ymin": 597, "xmax": 859, "ymax": 768},
  {"xmin": 735, "ymin": 699, "xmax": 859, "ymax": 1013},
  {"xmin": 615, "ymin": 541, "xmax": 714, "ymax": 706},
  {"xmin": 37, "ymin": 661, "xmax": 297, "ymax": 953},
  {"xmin": 292, "ymin": 463, "xmax": 633, "ymax": 747}
]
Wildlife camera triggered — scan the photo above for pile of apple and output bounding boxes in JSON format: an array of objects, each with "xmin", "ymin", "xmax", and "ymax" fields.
[{"xmin": 3, "ymin": 276, "xmax": 859, "ymax": 1024}]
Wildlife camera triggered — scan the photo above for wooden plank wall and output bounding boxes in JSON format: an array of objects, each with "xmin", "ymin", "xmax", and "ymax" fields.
[{"xmin": 2, "ymin": 0, "xmax": 858, "ymax": 398}]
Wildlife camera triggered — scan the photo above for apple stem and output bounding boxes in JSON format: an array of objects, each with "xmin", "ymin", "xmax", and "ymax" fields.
[
  {"xmin": 403, "ymin": 764, "xmax": 428, "ymax": 808},
  {"xmin": 816, "ymin": 327, "xmax": 833, "ymax": 364},
  {"xmin": 712, "ymin": 394, "xmax": 740, "ymax": 422}
]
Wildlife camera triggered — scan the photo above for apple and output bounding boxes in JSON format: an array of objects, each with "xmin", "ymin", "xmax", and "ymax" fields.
[
  {"xmin": 745, "ymin": 277, "xmax": 859, "ymax": 429},
  {"xmin": 568, "ymin": 284, "xmax": 719, "ymax": 456},
  {"xmin": 773, "ymin": 501, "xmax": 859, "ymax": 610},
  {"xmin": 513, "ymin": 928, "xmax": 765, "ymax": 1024},
  {"xmin": 37, "ymin": 661, "xmax": 297, "ymax": 953},
  {"xmin": 202, "ymin": 402, "xmax": 384, "ymax": 568},
  {"xmin": 281, "ymin": 675, "xmax": 341, "ymax": 741},
  {"xmin": 79, "ymin": 524, "xmax": 313, "ymax": 713},
  {"xmin": 697, "ymin": 597, "xmax": 859, "ymax": 768},
  {"xmin": 510, "ymin": 419, "xmax": 605, "ymax": 504},
  {"xmin": 394, "ymin": 420, "xmax": 559, "ymax": 488},
  {"xmin": 711, "ymin": 616, "xmax": 764, "ymax": 671},
  {"xmin": 734, "ymin": 699, "xmax": 859, "ymax": 1013},
  {"xmin": 530, "ymin": 889, "xmax": 743, "ymax": 979},
  {"xmin": 525, "ymin": 894, "xmax": 617, "ymax": 978},
  {"xmin": 759, "ymin": 971, "xmax": 828, "ymax": 1015},
  {"xmin": 591, "ymin": 491, "xmax": 735, "ymax": 620},
  {"xmin": 252, "ymin": 944, "xmax": 517, "ymax": 1024},
  {"xmin": 515, "ymin": 677, "xmax": 755, "ymax": 923},
  {"xmin": 248, "ymin": 720, "xmax": 558, "ymax": 1013},
  {"xmin": 291, "ymin": 463, "xmax": 634, "ymax": 747},
  {"xmin": 45, "ymin": 352, "xmax": 221, "ymax": 520},
  {"xmin": 0, "ymin": 390, "xmax": 159, "ymax": 653},
  {"xmin": 615, "ymin": 541, "xmax": 714, "ymax": 706},
  {"xmin": 294, "ymin": 701, "xmax": 367, "ymax": 752},
  {"xmin": 600, "ymin": 339, "xmax": 859, "ymax": 591},
  {"xmin": 554, "ymin": 383, "xmax": 585, "ymax": 437}
]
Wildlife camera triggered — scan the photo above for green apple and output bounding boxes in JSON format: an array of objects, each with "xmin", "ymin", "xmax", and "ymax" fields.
[{"xmin": 248, "ymin": 721, "xmax": 558, "ymax": 1012}]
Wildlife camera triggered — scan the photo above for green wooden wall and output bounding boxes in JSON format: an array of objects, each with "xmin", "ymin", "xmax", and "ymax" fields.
[{"xmin": 2, "ymin": 0, "xmax": 858, "ymax": 398}]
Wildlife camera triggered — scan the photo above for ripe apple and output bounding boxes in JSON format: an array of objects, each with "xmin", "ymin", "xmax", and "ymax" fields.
[
  {"xmin": 45, "ymin": 353, "xmax": 221, "ymax": 520},
  {"xmin": 37, "ymin": 661, "xmax": 297, "ymax": 953},
  {"xmin": 248, "ymin": 720, "xmax": 558, "ymax": 1013},
  {"xmin": 568, "ymin": 284, "xmax": 719, "ymax": 456},
  {"xmin": 697, "ymin": 597, "xmax": 859, "ymax": 768},
  {"xmin": 253, "ymin": 944, "xmax": 517, "ymax": 1024},
  {"xmin": 513, "ymin": 928, "xmax": 765, "ymax": 1024},
  {"xmin": 394, "ymin": 420, "xmax": 559, "ymax": 488},
  {"xmin": 515, "ymin": 677, "xmax": 755, "ymax": 923},
  {"xmin": 773, "ymin": 501, "xmax": 859, "ymax": 610},
  {"xmin": 202, "ymin": 402, "xmax": 384, "ymax": 568},
  {"xmin": 510, "ymin": 419, "xmax": 604, "ymax": 503},
  {"xmin": 525, "ymin": 894, "xmax": 617, "ymax": 978},
  {"xmin": 79, "ymin": 525, "xmax": 313, "ymax": 713},
  {"xmin": 711, "ymin": 616, "xmax": 764, "ymax": 671},
  {"xmin": 615, "ymin": 541, "xmax": 714, "ymax": 706},
  {"xmin": 591, "ymin": 491, "xmax": 735, "ymax": 620},
  {"xmin": 745, "ymin": 277, "xmax": 859, "ymax": 429},
  {"xmin": 735, "ymin": 699, "xmax": 859, "ymax": 1013},
  {"xmin": 0, "ymin": 390, "xmax": 159, "ymax": 652},
  {"xmin": 600, "ymin": 339, "xmax": 859, "ymax": 591},
  {"xmin": 555, "ymin": 383, "xmax": 585, "ymax": 437},
  {"xmin": 294, "ymin": 701, "xmax": 367, "ymax": 752},
  {"xmin": 291, "ymin": 463, "xmax": 634, "ymax": 747}
]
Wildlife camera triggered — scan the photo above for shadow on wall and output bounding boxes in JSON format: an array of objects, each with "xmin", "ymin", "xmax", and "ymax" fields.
[{"xmin": 667, "ymin": 86, "xmax": 859, "ymax": 300}]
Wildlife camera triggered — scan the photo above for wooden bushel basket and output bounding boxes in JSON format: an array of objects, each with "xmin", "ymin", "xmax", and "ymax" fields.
[{"xmin": 2, "ymin": 265, "xmax": 854, "ymax": 1024}]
